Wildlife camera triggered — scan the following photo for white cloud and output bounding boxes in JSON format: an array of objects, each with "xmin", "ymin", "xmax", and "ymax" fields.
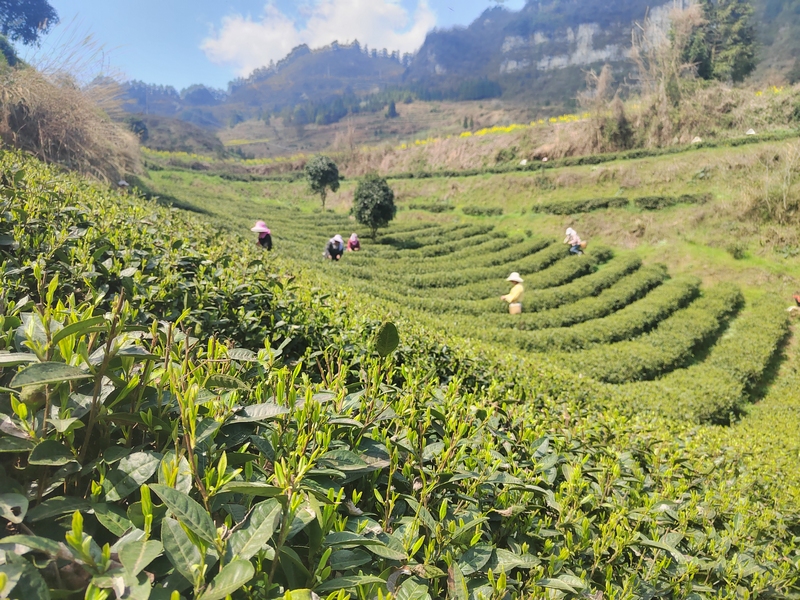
[{"xmin": 202, "ymin": 0, "xmax": 436, "ymax": 77}]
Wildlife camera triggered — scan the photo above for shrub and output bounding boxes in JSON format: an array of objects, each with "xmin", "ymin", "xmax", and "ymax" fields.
[
  {"xmin": 533, "ymin": 197, "xmax": 630, "ymax": 215},
  {"xmin": 407, "ymin": 200, "xmax": 454, "ymax": 212},
  {"xmin": 633, "ymin": 193, "xmax": 710, "ymax": 210},
  {"xmin": 726, "ymin": 241, "xmax": 747, "ymax": 259},
  {"xmin": 462, "ymin": 205, "xmax": 503, "ymax": 217}
]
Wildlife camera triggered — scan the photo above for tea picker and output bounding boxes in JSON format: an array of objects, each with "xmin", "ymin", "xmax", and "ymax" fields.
[
  {"xmin": 251, "ymin": 220, "xmax": 273, "ymax": 250},
  {"xmin": 501, "ymin": 272, "xmax": 524, "ymax": 314},
  {"xmin": 565, "ymin": 227, "xmax": 586, "ymax": 255},
  {"xmin": 324, "ymin": 234, "xmax": 345, "ymax": 261}
]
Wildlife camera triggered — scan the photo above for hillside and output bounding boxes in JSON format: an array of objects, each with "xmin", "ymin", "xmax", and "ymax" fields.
[
  {"xmin": 2, "ymin": 134, "xmax": 800, "ymax": 597},
  {"xmin": 131, "ymin": 114, "xmax": 225, "ymax": 155}
]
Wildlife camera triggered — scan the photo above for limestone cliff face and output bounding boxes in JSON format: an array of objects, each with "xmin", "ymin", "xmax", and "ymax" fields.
[{"xmin": 405, "ymin": 0, "xmax": 667, "ymax": 100}]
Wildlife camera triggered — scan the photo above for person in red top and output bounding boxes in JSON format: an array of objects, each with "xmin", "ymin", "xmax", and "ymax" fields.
[
  {"xmin": 347, "ymin": 233, "xmax": 361, "ymax": 252},
  {"xmin": 794, "ymin": 292, "xmax": 800, "ymax": 307}
]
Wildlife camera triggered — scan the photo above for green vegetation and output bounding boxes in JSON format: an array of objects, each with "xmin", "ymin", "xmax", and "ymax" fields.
[
  {"xmin": 3, "ymin": 136, "xmax": 800, "ymax": 600},
  {"xmin": 304, "ymin": 156, "xmax": 340, "ymax": 210},
  {"xmin": 0, "ymin": 0, "xmax": 58, "ymax": 45},
  {"xmin": 352, "ymin": 174, "xmax": 397, "ymax": 239},
  {"xmin": 683, "ymin": 0, "xmax": 757, "ymax": 82}
]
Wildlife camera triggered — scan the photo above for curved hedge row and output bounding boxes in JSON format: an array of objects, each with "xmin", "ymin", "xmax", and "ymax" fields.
[
  {"xmin": 402, "ymin": 230, "xmax": 507, "ymax": 258},
  {"xmin": 558, "ymin": 283, "xmax": 743, "ymax": 383},
  {"xmin": 351, "ymin": 236, "xmax": 548, "ymax": 275},
  {"xmin": 521, "ymin": 247, "xmax": 613, "ymax": 290},
  {"xmin": 533, "ymin": 196, "xmax": 630, "ymax": 215},
  {"xmin": 420, "ymin": 254, "xmax": 642, "ymax": 315},
  {"xmin": 485, "ymin": 263, "xmax": 668, "ymax": 330},
  {"xmin": 503, "ymin": 276, "xmax": 701, "ymax": 352},
  {"xmin": 615, "ymin": 295, "xmax": 789, "ymax": 423},
  {"xmin": 349, "ymin": 233, "xmax": 518, "ymax": 267},
  {"xmin": 532, "ymin": 194, "xmax": 711, "ymax": 215},
  {"xmin": 391, "ymin": 223, "xmax": 492, "ymax": 246},
  {"xmin": 406, "ymin": 241, "xmax": 567, "ymax": 288},
  {"xmin": 521, "ymin": 255, "xmax": 643, "ymax": 312}
]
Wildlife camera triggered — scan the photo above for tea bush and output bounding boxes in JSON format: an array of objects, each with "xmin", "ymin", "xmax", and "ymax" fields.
[
  {"xmin": 461, "ymin": 205, "xmax": 503, "ymax": 217},
  {"xmin": 533, "ymin": 197, "xmax": 629, "ymax": 215},
  {"xmin": 499, "ymin": 277, "xmax": 701, "ymax": 352},
  {"xmin": 558, "ymin": 284, "xmax": 743, "ymax": 383},
  {"xmin": 532, "ymin": 194, "xmax": 710, "ymax": 215},
  {"xmin": 615, "ymin": 294, "xmax": 789, "ymax": 423},
  {"xmin": 633, "ymin": 193, "xmax": 711, "ymax": 210}
]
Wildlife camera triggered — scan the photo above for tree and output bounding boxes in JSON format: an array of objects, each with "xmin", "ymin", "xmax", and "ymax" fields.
[
  {"xmin": 352, "ymin": 174, "xmax": 396, "ymax": 239},
  {"xmin": 0, "ymin": 0, "xmax": 59, "ymax": 46},
  {"xmin": 305, "ymin": 155, "xmax": 340, "ymax": 210},
  {"xmin": 386, "ymin": 100, "xmax": 398, "ymax": 119},
  {"xmin": 681, "ymin": 0, "xmax": 756, "ymax": 82}
]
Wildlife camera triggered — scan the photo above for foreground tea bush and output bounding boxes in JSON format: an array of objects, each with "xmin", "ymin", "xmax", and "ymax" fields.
[{"xmin": 1, "ymin": 152, "xmax": 799, "ymax": 599}]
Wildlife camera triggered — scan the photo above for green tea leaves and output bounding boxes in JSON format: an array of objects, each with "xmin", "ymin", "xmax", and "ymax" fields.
[{"xmin": 374, "ymin": 322, "xmax": 399, "ymax": 357}]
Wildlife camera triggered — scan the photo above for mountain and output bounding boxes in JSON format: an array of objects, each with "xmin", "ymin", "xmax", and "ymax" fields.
[
  {"xmin": 120, "ymin": 0, "xmax": 793, "ymax": 131},
  {"xmin": 120, "ymin": 42, "xmax": 406, "ymax": 128},
  {"xmin": 227, "ymin": 42, "xmax": 406, "ymax": 109},
  {"xmin": 405, "ymin": 0, "xmax": 665, "ymax": 102}
]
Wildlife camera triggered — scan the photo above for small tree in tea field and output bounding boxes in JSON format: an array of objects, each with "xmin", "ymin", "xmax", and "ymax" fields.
[
  {"xmin": 305, "ymin": 155, "xmax": 340, "ymax": 210},
  {"xmin": 353, "ymin": 174, "xmax": 396, "ymax": 239}
]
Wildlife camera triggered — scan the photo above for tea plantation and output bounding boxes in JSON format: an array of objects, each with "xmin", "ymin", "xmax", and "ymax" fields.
[{"xmin": 1, "ymin": 151, "xmax": 799, "ymax": 599}]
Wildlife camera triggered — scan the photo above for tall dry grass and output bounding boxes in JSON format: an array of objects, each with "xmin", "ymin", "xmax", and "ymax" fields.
[{"xmin": 0, "ymin": 27, "xmax": 140, "ymax": 182}]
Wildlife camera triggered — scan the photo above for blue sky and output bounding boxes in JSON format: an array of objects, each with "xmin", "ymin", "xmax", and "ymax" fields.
[{"xmin": 26, "ymin": 0, "xmax": 525, "ymax": 91}]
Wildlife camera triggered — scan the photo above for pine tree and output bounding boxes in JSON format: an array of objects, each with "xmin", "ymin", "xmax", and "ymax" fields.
[{"xmin": 684, "ymin": 0, "xmax": 757, "ymax": 82}]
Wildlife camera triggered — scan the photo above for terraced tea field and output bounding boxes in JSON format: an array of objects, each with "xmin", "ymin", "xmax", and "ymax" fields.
[
  {"xmin": 3, "ymin": 150, "xmax": 800, "ymax": 598},
  {"xmin": 187, "ymin": 199, "xmax": 788, "ymax": 426}
]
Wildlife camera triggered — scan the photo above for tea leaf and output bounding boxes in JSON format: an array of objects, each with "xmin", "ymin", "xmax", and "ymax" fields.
[
  {"xmin": 375, "ymin": 322, "xmax": 399, "ymax": 357},
  {"xmin": 226, "ymin": 498, "xmax": 281, "ymax": 561},
  {"xmin": 10, "ymin": 362, "xmax": 91, "ymax": 388},
  {"xmin": 0, "ymin": 493, "xmax": 28, "ymax": 524},
  {"xmin": 197, "ymin": 559, "xmax": 255, "ymax": 600},
  {"xmin": 28, "ymin": 440, "xmax": 75, "ymax": 466},
  {"xmin": 150, "ymin": 484, "xmax": 217, "ymax": 546},
  {"xmin": 161, "ymin": 516, "xmax": 201, "ymax": 582},
  {"xmin": 120, "ymin": 540, "xmax": 164, "ymax": 576},
  {"xmin": 314, "ymin": 574, "xmax": 386, "ymax": 593}
]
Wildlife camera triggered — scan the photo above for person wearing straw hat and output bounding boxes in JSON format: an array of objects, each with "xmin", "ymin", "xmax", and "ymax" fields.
[
  {"xmin": 501, "ymin": 272, "xmax": 524, "ymax": 314},
  {"xmin": 324, "ymin": 234, "xmax": 345, "ymax": 261},
  {"xmin": 564, "ymin": 227, "xmax": 585, "ymax": 255},
  {"xmin": 251, "ymin": 220, "xmax": 272, "ymax": 250}
]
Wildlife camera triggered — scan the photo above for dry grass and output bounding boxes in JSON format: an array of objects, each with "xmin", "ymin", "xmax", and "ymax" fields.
[
  {"xmin": 0, "ymin": 25, "xmax": 141, "ymax": 183},
  {"xmin": 0, "ymin": 66, "xmax": 141, "ymax": 182}
]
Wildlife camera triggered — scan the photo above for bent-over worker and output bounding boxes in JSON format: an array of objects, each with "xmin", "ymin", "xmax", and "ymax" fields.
[
  {"xmin": 501, "ymin": 272, "xmax": 524, "ymax": 314},
  {"xmin": 565, "ymin": 228, "xmax": 583, "ymax": 255},
  {"xmin": 325, "ymin": 234, "xmax": 345, "ymax": 261},
  {"xmin": 251, "ymin": 220, "xmax": 272, "ymax": 251}
]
